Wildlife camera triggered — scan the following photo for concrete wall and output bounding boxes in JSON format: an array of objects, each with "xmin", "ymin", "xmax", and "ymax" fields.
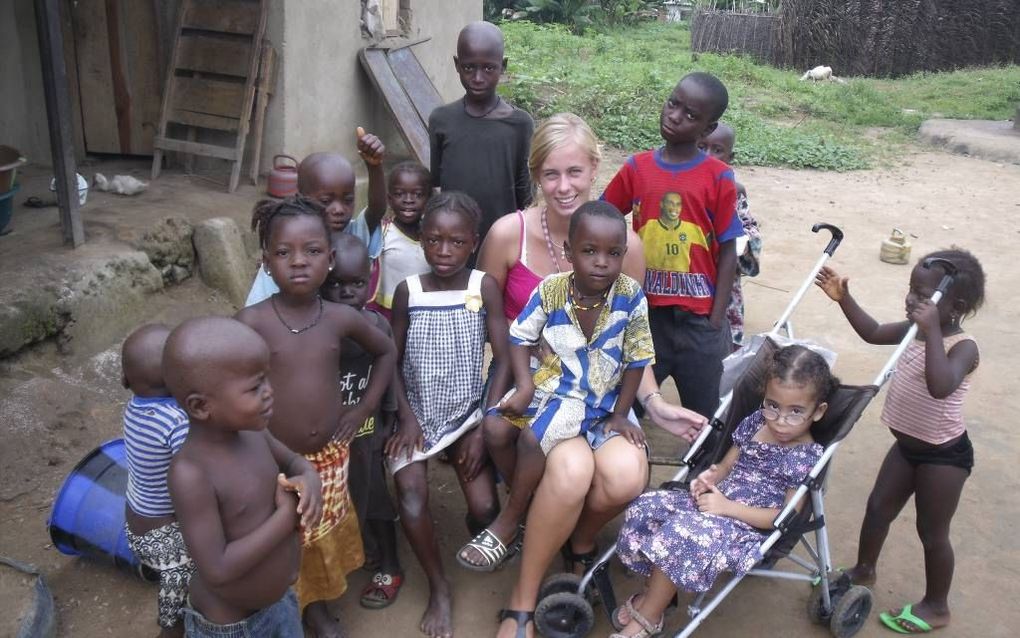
[
  {"xmin": 0, "ymin": 0, "xmax": 51, "ymax": 165},
  {"xmin": 263, "ymin": 0, "xmax": 482, "ymax": 174}
]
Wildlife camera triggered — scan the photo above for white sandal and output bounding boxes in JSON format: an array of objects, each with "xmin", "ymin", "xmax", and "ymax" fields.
[{"xmin": 608, "ymin": 600, "xmax": 663, "ymax": 638}]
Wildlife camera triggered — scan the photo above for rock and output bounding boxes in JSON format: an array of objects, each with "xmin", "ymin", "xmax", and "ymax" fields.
[
  {"xmin": 0, "ymin": 252, "xmax": 163, "ymax": 357},
  {"xmin": 129, "ymin": 216, "xmax": 195, "ymax": 284},
  {"xmin": 193, "ymin": 217, "xmax": 252, "ymax": 308},
  {"xmin": 918, "ymin": 119, "xmax": 1020, "ymax": 164}
]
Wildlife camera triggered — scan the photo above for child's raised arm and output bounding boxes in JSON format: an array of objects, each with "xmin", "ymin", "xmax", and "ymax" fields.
[
  {"xmin": 815, "ymin": 266, "xmax": 910, "ymax": 345},
  {"xmin": 169, "ymin": 456, "xmax": 298, "ymax": 586},
  {"xmin": 910, "ymin": 299, "xmax": 980, "ymax": 398},
  {"xmin": 355, "ymin": 127, "xmax": 387, "ymax": 232},
  {"xmin": 333, "ymin": 304, "xmax": 397, "ymax": 442},
  {"xmin": 384, "ymin": 280, "xmax": 425, "ymax": 461}
]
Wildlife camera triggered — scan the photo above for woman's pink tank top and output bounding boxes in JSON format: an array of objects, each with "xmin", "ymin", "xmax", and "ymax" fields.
[{"xmin": 502, "ymin": 210, "xmax": 543, "ymax": 321}]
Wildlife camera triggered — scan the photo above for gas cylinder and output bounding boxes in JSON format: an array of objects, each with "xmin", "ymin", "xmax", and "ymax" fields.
[
  {"xmin": 267, "ymin": 154, "xmax": 299, "ymax": 198},
  {"xmin": 879, "ymin": 228, "xmax": 912, "ymax": 265}
]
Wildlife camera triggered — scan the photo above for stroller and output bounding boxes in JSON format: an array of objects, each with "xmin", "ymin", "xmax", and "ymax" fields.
[{"xmin": 532, "ymin": 225, "xmax": 960, "ymax": 638}]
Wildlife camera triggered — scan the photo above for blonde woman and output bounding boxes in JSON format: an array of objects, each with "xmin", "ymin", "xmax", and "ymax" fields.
[{"xmin": 472, "ymin": 113, "xmax": 705, "ymax": 637}]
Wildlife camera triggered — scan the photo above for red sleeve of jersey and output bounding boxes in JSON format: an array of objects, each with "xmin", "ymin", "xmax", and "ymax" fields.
[{"xmin": 601, "ymin": 159, "xmax": 635, "ymax": 218}]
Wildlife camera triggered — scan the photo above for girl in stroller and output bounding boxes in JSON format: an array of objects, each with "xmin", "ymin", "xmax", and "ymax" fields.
[{"xmin": 612, "ymin": 345, "xmax": 839, "ymax": 638}]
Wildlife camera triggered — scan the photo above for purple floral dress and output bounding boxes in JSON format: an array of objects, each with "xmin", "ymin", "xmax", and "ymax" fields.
[{"xmin": 616, "ymin": 411, "xmax": 822, "ymax": 592}]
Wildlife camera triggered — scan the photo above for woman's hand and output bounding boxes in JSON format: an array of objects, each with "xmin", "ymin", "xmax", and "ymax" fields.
[
  {"xmin": 645, "ymin": 394, "xmax": 707, "ymax": 443},
  {"xmin": 815, "ymin": 266, "xmax": 849, "ymax": 302}
]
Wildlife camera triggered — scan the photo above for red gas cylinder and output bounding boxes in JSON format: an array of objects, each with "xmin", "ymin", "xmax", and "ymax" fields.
[{"xmin": 267, "ymin": 154, "xmax": 299, "ymax": 197}]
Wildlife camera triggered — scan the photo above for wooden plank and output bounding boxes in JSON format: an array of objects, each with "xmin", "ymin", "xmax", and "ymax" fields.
[
  {"xmin": 103, "ymin": 0, "xmax": 132, "ymax": 153},
  {"xmin": 168, "ymin": 108, "xmax": 240, "ymax": 131},
  {"xmin": 358, "ymin": 47, "xmax": 429, "ymax": 166},
  {"xmin": 183, "ymin": 0, "xmax": 259, "ymax": 35},
  {"xmin": 249, "ymin": 41, "xmax": 275, "ymax": 184},
  {"xmin": 151, "ymin": 0, "xmax": 187, "ymax": 180},
  {"xmin": 153, "ymin": 136, "xmax": 236, "ymax": 160},
  {"xmin": 59, "ymin": 0, "xmax": 86, "ymax": 160},
  {"xmin": 229, "ymin": 0, "xmax": 266, "ymax": 192},
  {"xmin": 36, "ymin": 0, "xmax": 85, "ymax": 247},
  {"xmin": 171, "ymin": 76, "xmax": 246, "ymax": 119},
  {"xmin": 177, "ymin": 34, "xmax": 252, "ymax": 77},
  {"xmin": 72, "ymin": 0, "xmax": 120, "ymax": 154},
  {"xmin": 119, "ymin": 0, "xmax": 162, "ymax": 154},
  {"xmin": 388, "ymin": 46, "xmax": 443, "ymax": 126}
]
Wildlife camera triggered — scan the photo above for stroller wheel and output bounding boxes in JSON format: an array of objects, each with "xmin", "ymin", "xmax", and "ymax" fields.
[
  {"xmin": 535, "ymin": 591, "xmax": 595, "ymax": 638},
  {"xmin": 539, "ymin": 572, "xmax": 585, "ymax": 602},
  {"xmin": 806, "ymin": 583, "xmax": 833, "ymax": 625},
  {"xmin": 829, "ymin": 586, "xmax": 873, "ymax": 638}
]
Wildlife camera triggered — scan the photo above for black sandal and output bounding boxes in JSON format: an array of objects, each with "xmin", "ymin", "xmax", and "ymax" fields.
[
  {"xmin": 561, "ymin": 541, "xmax": 600, "ymax": 574},
  {"xmin": 497, "ymin": 609, "xmax": 534, "ymax": 638}
]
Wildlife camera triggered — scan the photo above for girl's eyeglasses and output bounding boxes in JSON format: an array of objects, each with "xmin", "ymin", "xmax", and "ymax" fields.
[{"xmin": 761, "ymin": 402, "xmax": 808, "ymax": 426}]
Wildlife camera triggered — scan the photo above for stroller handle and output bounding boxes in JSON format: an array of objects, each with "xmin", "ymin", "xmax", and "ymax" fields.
[
  {"xmin": 811, "ymin": 223, "xmax": 844, "ymax": 256},
  {"xmin": 923, "ymin": 257, "xmax": 957, "ymax": 295}
]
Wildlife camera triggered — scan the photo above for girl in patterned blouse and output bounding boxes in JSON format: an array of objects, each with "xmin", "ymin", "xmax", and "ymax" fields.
[{"xmin": 613, "ymin": 345, "xmax": 836, "ymax": 638}]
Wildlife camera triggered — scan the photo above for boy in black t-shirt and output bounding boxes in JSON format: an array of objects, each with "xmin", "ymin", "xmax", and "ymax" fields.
[{"xmin": 429, "ymin": 20, "xmax": 533, "ymax": 243}]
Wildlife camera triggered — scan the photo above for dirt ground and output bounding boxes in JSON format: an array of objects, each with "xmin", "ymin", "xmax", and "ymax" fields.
[{"xmin": 1, "ymin": 147, "xmax": 1018, "ymax": 637}]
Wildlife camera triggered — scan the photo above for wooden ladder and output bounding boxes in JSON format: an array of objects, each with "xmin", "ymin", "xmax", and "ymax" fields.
[{"xmin": 150, "ymin": 0, "xmax": 267, "ymax": 192}]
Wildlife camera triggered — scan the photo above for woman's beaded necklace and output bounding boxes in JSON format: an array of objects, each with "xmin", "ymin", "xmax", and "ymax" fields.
[
  {"xmin": 271, "ymin": 294, "xmax": 323, "ymax": 334},
  {"xmin": 541, "ymin": 207, "xmax": 564, "ymax": 273}
]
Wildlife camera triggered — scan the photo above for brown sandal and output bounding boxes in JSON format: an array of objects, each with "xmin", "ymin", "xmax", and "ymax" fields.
[{"xmin": 359, "ymin": 572, "xmax": 403, "ymax": 609}]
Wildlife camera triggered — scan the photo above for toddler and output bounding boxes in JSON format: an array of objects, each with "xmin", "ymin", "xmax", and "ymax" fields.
[
  {"xmin": 165, "ymin": 317, "xmax": 323, "ymax": 638},
  {"xmin": 121, "ymin": 323, "xmax": 192, "ymax": 637},
  {"xmin": 816, "ymin": 249, "xmax": 984, "ymax": 633}
]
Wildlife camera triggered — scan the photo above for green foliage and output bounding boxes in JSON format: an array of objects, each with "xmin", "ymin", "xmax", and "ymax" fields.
[
  {"xmin": 483, "ymin": 1, "xmax": 528, "ymax": 21},
  {"xmin": 524, "ymin": 0, "xmax": 599, "ymax": 32},
  {"xmin": 500, "ymin": 20, "xmax": 1020, "ymax": 171}
]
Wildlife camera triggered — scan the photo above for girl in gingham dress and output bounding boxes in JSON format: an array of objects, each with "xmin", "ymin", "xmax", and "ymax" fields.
[{"xmin": 385, "ymin": 192, "xmax": 516, "ymax": 638}]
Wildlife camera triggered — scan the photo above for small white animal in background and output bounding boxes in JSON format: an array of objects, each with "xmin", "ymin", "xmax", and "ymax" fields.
[
  {"xmin": 93, "ymin": 173, "xmax": 148, "ymax": 196},
  {"xmin": 800, "ymin": 65, "xmax": 848, "ymax": 84},
  {"xmin": 801, "ymin": 65, "xmax": 833, "ymax": 81}
]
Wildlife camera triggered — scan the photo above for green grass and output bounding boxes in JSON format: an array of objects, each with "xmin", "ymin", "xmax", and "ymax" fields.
[{"xmin": 499, "ymin": 21, "xmax": 1020, "ymax": 170}]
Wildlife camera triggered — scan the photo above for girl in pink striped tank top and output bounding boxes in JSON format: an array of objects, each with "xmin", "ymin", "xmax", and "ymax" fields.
[{"xmin": 815, "ymin": 248, "xmax": 985, "ymax": 635}]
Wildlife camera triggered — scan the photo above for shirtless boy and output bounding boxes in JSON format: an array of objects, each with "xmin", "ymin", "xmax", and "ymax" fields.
[{"xmin": 165, "ymin": 317, "xmax": 323, "ymax": 637}]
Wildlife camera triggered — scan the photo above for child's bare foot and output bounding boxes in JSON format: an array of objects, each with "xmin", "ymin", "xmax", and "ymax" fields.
[
  {"xmin": 880, "ymin": 601, "xmax": 950, "ymax": 633},
  {"xmin": 304, "ymin": 601, "xmax": 348, "ymax": 638},
  {"xmin": 420, "ymin": 582, "xmax": 453, "ymax": 637},
  {"xmin": 840, "ymin": 564, "xmax": 877, "ymax": 587}
]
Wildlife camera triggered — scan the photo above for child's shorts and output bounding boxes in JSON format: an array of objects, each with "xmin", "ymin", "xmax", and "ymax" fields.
[
  {"xmin": 897, "ymin": 432, "xmax": 974, "ymax": 475},
  {"xmin": 183, "ymin": 588, "xmax": 303, "ymax": 638},
  {"xmin": 124, "ymin": 521, "xmax": 194, "ymax": 629}
]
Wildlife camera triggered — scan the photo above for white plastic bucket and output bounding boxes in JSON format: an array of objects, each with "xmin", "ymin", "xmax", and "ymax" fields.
[{"xmin": 49, "ymin": 173, "xmax": 89, "ymax": 206}]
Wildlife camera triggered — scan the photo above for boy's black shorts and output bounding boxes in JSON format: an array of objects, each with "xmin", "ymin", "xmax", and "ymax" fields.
[{"xmin": 649, "ymin": 305, "xmax": 731, "ymax": 418}]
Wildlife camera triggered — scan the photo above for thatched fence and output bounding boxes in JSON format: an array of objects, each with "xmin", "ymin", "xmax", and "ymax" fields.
[{"xmin": 692, "ymin": 0, "xmax": 1020, "ymax": 77}]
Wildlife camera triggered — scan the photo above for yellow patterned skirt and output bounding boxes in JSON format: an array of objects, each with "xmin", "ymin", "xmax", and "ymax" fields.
[{"xmin": 294, "ymin": 439, "xmax": 365, "ymax": 611}]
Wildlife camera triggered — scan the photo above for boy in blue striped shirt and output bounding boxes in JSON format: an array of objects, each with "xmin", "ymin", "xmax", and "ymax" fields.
[{"xmin": 121, "ymin": 323, "xmax": 193, "ymax": 637}]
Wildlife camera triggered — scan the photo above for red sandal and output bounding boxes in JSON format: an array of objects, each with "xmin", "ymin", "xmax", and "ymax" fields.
[{"xmin": 360, "ymin": 572, "xmax": 403, "ymax": 609}]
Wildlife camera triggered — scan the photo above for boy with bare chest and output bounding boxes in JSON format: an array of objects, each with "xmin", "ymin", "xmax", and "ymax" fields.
[
  {"xmin": 236, "ymin": 196, "xmax": 397, "ymax": 637},
  {"xmin": 165, "ymin": 317, "xmax": 323, "ymax": 637}
]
